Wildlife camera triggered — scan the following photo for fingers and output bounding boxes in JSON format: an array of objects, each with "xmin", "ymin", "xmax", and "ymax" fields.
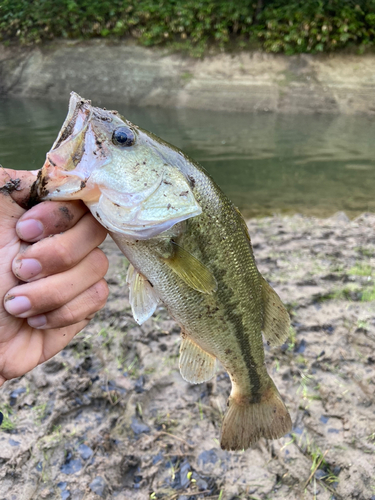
[
  {"xmin": 0, "ymin": 169, "xmax": 31, "ymax": 226},
  {"xmin": 16, "ymin": 200, "xmax": 88, "ymax": 242},
  {"xmin": 4, "ymin": 248, "xmax": 109, "ymax": 321},
  {"xmin": 28, "ymin": 279, "xmax": 109, "ymax": 329},
  {"xmin": 12, "ymin": 212, "xmax": 107, "ymax": 282},
  {"xmin": 0, "ymin": 168, "xmax": 38, "ymax": 208},
  {"xmin": 38, "ymin": 319, "xmax": 92, "ymax": 365}
]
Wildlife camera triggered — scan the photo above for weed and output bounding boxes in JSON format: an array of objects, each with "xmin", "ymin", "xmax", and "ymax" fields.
[
  {"xmin": 349, "ymin": 263, "xmax": 373, "ymax": 276},
  {"xmin": 33, "ymin": 402, "xmax": 48, "ymax": 424},
  {"xmin": 361, "ymin": 285, "xmax": 375, "ymax": 302},
  {"xmin": 356, "ymin": 246, "xmax": 375, "ymax": 257},
  {"xmin": 198, "ymin": 399, "xmax": 204, "ymax": 421},
  {"xmin": 287, "ymin": 326, "xmax": 297, "ymax": 352},
  {"xmin": 0, "ymin": 405, "xmax": 15, "ymax": 431},
  {"xmin": 357, "ymin": 319, "xmax": 370, "ymax": 330},
  {"xmin": 124, "ymin": 356, "xmax": 140, "ymax": 379}
]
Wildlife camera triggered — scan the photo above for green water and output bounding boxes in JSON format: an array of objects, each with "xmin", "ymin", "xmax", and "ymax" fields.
[{"xmin": 1, "ymin": 97, "xmax": 375, "ymax": 218}]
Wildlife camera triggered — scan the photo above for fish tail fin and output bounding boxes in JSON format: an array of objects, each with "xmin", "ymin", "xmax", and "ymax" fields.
[{"xmin": 220, "ymin": 380, "xmax": 292, "ymax": 451}]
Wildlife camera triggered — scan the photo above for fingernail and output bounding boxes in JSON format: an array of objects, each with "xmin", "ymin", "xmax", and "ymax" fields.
[
  {"xmin": 13, "ymin": 259, "xmax": 42, "ymax": 281},
  {"xmin": 4, "ymin": 296, "xmax": 31, "ymax": 316},
  {"xmin": 27, "ymin": 315, "xmax": 47, "ymax": 328},
  {"xmin": 16, "ymin": 219, "xmax": 44, "ymax": 241}
]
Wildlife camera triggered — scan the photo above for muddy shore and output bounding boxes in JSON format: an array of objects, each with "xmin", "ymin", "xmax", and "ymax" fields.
[
  {"xmin": 1, "ymin": 213, "xmax": 375, "ymax": 500},
  {"xmin": 2, "ymin": 41, "xmax": 375, "ymax": 115}
]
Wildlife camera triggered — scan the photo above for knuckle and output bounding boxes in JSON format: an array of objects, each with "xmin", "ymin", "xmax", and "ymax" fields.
[
  {"xmin": 48, "ymin": 303, "xmax": 77, "ymax": 327},
  {"xmin": 91, "ymin": 279, "xmax": 109, "ymax": 307},
  {"xmin": 53, "ymin": 240, "xmax": 75, "ymax": 268},
  {"xmin": 88, "ymin": 248, "xmax": 109, "ymax": 277},
  {"xmin": 60, "ymin": 303, "xmax": 78, "ymax": 325},
  {"xmin": 50, "ymin": 286, "xmax": 71, "ymax": 309}
]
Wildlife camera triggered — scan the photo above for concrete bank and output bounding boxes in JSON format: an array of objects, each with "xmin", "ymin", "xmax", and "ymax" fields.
[{"xmin": 1, "ymin": 39, "xmax": 375, "ymax": 114}]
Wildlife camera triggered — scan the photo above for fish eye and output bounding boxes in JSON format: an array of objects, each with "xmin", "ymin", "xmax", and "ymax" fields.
[{"xmin": 112, "ymin": 127, "xmax": 135, "ymax": 147}]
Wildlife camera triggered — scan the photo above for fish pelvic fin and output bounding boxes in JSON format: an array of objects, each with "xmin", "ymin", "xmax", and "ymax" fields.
[
  {"xmin": 220, "ymin": 380, "xmax": 292, "ymax": 451},
  {"xmin": 126, "ymin": 264, "xmax": 159, "ymax": 325},
  {"xmin": 261, "ymin": 276, "xmax": 290, "ymax": 346},
  {"xmin": 179, "ymin": 336, "xmax": 216, "ymax": 384}
]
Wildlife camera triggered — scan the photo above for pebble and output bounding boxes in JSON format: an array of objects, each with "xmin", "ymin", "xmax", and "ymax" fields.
[{"xmin": 89, "ymin": 476, "xmax": 107, "ymax": 497}]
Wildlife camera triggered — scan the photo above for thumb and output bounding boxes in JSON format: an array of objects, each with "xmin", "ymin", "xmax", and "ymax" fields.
[{"xmin": 0, "ymin": 168, "xmax": 38, "ymax": 223}]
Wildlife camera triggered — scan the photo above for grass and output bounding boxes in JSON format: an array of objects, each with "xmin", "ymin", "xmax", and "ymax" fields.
[
  {"xmin": 361, "ymin": 285, "xmax": 375, "ymax": 302},
  {"xmin": 349, "ymin": 263, "xmax": 373, "ymax": 276},
  {"xmin": 0, "ymin": 405, "xmax": 15, "ymax": 431},
  {"xmin": 315, "ymin": 284, "xmax": 362, "ymax": 303},
  {"xmin": 287, "ymin": 325, "xmax": 297, "ymax": 352},
  {"xmin": 356, "ymin": 246, "xmax": 375, "ymax": 258},
  {"xmin": 297, "ymin": 370, "xmax": 322, "ymax": 408}
]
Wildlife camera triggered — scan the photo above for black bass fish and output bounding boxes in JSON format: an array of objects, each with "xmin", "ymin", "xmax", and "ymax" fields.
[{"xmin": 36, "ymin": 93, "xmax": 292, "ymax": 450}]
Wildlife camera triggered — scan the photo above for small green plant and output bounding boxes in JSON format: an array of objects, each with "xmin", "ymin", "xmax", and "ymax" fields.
[
  {"xmin": 34, "ymin": 402, "xmax": 48, "ymax": 424},
  {"xmin": 356, "ymin": 246, "xmax": 375, "ymax": 257},
  {"xmin": 361, "ymin": 285, "xmax": 375, "ymax": 301},
  {"xmin": 349, "ymin": 263, "xmax": 373, "ymax": 276},
  {"xmin": 0, "ymin": 405, "xmax": 15, "ymax": 431},
  {"xmin": 357, "ymin": 319, "xmax": 370, "ymax": 330},
  {"xmin": 287, "ymin": 325, "xmax": 297, "ymax": 351}
]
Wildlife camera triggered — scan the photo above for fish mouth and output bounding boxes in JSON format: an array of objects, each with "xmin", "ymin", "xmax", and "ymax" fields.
[
  {"xmin": 52, "ymin": 93, "xmax": 92, "ymax": 153},
  {"xmin": 37, "ymin": 92, "xmax": 106, "ymax": 202}
]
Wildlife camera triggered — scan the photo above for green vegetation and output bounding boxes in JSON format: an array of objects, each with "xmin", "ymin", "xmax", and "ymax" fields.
[
  {"xmin": 0, "ymin": 405, "xmax": 15, "ymax": 431},
  {"xmin": 1, "ymin": 0, "xmax": 375, "ymax": 55}
]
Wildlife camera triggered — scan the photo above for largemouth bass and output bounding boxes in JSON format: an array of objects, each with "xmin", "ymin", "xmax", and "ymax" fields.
[{"xmin": 36, "ymin": 93, "xmax": 292, "ymax": 450}]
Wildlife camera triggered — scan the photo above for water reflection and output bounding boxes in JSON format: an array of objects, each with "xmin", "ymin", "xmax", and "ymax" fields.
[{"xmin": 1, "ymin": 97, "xmax": 374, "ymax": 218}]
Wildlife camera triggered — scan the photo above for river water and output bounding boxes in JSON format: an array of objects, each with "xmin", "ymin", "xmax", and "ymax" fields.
[{"xmin": 1, "ymin": 97, "xmax": 375, "ymax": 218}]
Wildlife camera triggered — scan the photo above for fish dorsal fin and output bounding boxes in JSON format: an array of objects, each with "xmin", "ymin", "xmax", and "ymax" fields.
[
  {"xmin": 126, "ymin": 264, "xmax": 159, "ymax": 325},
  {"xmin": 179, "ymin": 336, "xmax": 216, "ymax": 384},
  {"xmin": 164, "ymin": 242, "xmax": 217, "ymax": 294},
  {"xmin": 261, "ymin": 276, "xmax": 290, "ymax": 346}
]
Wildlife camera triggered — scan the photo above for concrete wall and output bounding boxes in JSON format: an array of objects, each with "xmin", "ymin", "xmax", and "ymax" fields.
[{"xmin": 1, "ymin": 40, "xmax": 375, "ymax": 114}]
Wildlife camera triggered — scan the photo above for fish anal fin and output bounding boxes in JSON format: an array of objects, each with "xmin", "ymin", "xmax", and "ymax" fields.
[
  {"xmin": 126, "ymin": 264, "xmax": 159, "ymax": 325},
  {"xmin": 261, "ymin": 276, "xmax": 290, "ymax": 346},
  {"xmin": 179, "ymin": 336, "xmax": 216, "ymax": 384},
  {"xmin": 164, "ymin": 241, "xmax": 217, "ymax": 294},
  {"xmin": 220, "ymin": 380, "xmax": 292, "ymax": 451}
]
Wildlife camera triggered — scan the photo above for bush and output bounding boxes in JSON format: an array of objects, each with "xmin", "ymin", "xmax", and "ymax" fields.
[
  {"xmin": 256, "ymin": 0, "xmax": 375, "ymax": 54},
  {"xmin": 1, "ymin": 0, "xmax": 375, "ymax": 55}
]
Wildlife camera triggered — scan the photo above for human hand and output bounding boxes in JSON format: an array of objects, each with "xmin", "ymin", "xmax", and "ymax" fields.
[{"xmin": 0, "ymin": 168, "xmax": 109, "ymax": 386}]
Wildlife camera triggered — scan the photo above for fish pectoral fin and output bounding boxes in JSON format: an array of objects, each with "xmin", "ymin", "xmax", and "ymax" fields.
[
  {"xmin": 179, "ymin": 336, "xmax": 217, "ymax": 384},
  {"xmin": 164, "ymin": 242, "xmax": 217, "ymax": 294},
  {"xmin": 261, "ymin": 276, "xmax": 290, "ymax": 346},
  {"xmin": 126, "ymin": 264, "xmax": 159, "ymax": 325}
]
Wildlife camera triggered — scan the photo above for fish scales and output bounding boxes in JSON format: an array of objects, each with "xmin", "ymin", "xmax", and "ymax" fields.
[
  {"xmin": 37, "ymin": 92, "xmax": 292, "ymax": 450},
  {"xmin": 114, "ymin": 170, "xmax": 264, "ymax": 397}
]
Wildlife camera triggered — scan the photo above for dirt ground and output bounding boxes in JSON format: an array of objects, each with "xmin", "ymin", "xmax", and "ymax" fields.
[{"xmin": 1, "ymin": 213, "xmax": 375, "ymax": 500}]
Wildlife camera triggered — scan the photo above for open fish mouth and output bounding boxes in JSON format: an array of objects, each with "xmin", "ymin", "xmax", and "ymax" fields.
[
  {"xmin": 34, "ymin": 92, "xmax": 202, "ymax": 239},
  {"xmin": 51, "ymin": 93, "xmax": 92, "ymax": 154},
  {"xmin": 37, "ymin": 93, "xmax": 108, "ymax": 202}
]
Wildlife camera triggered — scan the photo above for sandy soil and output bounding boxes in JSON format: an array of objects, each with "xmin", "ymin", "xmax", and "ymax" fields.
[{"xmin": 1, "ymin": 213, "xmax": 375, "ymax": 500}]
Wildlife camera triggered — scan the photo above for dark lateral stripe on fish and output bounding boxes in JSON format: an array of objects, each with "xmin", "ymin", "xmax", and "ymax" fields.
[
  {"xmin": 216, "ymin": 266, "xmax": 262, "ymax": 400},
  {"xmin": 194, "ymin": 227, "xmax": 262, "ymax": 399}
]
